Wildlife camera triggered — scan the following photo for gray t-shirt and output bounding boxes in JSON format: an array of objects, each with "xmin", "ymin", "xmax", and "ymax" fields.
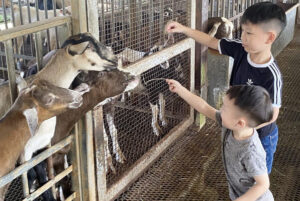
[{"xmin": 216, "ymin": 112, "xmax": 274, "ymax": 201}]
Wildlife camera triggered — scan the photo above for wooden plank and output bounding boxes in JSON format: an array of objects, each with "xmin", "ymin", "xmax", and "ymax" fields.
[
  {"xmin": 0, "ymin": 16, "xmax": 71, "ymax": 42},
  {"xmin": 71, "ymin": 0, "xmax": 87, "ymax": 34},
  {"xmin": 85, "ymin": 111, "xmax": 97, "ymax": 201},
  {"xmin": 87, "ymin": 0, "xmax": 100, "ymax": 39},
  {"xmin": 93, "ymin": 107, "xmax": 107, "ymax": 201},
  {"xmin": 120, "ymin": 38, "xmax": 193, "ymax": 76},
  {"xmin": 71, "ymin": 124, "xmax": 83, "ymax": 201}
]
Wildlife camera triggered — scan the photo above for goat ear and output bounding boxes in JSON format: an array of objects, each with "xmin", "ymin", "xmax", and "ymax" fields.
[
  {"xmin": 67, "ymin": 41, "xmax": 89, "ymax": 55},
  {"xmin": 16, "ymin": 74, "xmax": 28, "ymax": 92},
  {"xmin": 23, "ymin": 108, "xmax": 38, "ymax": 137}
]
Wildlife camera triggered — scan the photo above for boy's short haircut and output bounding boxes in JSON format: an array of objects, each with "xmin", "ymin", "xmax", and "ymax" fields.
[
  {"xmin": 226, "ymin": 85, "xmax": 273, "ymax": 127},
  {"xmin": 241, "ymin": 2, "xmax": 287, "ymax": 36}
]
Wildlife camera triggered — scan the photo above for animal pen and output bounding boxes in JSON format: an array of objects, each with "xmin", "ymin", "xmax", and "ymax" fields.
[{"xmin": 0, "ymin": 0, "xmax": 298, "ymax": 201}]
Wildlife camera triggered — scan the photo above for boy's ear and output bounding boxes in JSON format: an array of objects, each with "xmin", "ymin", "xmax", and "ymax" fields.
[
  {"xmin": 266, "ymin": 31, "xmax": 277, "ymax": 44},
  {"xmin": 237, "ymin": 119, "xmax": 247, "ymax": 128}
]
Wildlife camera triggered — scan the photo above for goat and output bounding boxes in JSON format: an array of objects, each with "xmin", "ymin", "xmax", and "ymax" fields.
[
  {"xmin": 20, "ymin": 32, "xmax": 118, "ymax": 164},
  {"xmin": 0, "ymin": 32, "xmax": 117, "ymax": 117},
  {"xmin": 0, "ymin": 78, "xmax": 85, "ymax": 201},
  {"xmin": 207, "ymin": 17, "xmax": 234, "ymax": 39},
  {"xmin": 47, "ymin": 70, "xmax": 139, "ymax": 198}
]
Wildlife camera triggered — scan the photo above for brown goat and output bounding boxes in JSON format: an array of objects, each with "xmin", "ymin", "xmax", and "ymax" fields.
[
  {"xmin": 50, "ymin": 70, "xmax": 138, "ymax": 197},
  {"xmin": 0, "ymin": 79, "xmax": 85, "ymax": 201}
]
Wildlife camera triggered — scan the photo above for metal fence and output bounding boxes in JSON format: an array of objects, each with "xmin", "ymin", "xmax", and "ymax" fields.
[{"xmin": 85, "ymin": 0, "xmax": 196, "ymax": 200}]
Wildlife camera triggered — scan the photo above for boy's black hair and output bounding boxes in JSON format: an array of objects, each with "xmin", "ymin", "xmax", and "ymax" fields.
[
  {"xmin": 226, "ymin": 85, "xmax": 273, "ymax": 127},
  {"xmin": 241, "ymin": 2, "xmax": 286, "ymax": 35}
]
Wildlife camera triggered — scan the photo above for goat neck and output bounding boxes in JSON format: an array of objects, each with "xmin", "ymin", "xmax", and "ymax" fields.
[{"xmin": 35, "ymin": 49, "xmax": 79, "ymax": 88}]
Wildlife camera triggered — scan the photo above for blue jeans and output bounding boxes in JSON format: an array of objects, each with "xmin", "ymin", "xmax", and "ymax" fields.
[{"xmin": 259, "ymin": 126, "xmax": 279, "ymax": 174}]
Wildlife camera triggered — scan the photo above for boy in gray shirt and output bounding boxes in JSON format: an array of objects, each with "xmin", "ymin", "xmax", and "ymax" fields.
[{"xmin": 167, "ymin": 79, "xmax": 274, "ymax": 201}]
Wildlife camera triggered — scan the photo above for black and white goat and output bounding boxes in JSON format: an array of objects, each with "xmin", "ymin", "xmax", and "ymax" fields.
[{"xmin": 207, "ymin": 17, "xmax": 234, "ymax": 39}]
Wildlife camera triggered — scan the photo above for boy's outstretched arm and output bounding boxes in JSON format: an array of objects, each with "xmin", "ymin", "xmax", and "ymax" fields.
[
  {"xmin": 166, "ymin": 21, "xmax": 219, "ymax": 51},
  {"xmin": 234, "ymin": 174, "xmax": 270, "ymax": 201},
  {"xmin": 166, "ymin": 79, "xmax": 217, "ymax": 121}
]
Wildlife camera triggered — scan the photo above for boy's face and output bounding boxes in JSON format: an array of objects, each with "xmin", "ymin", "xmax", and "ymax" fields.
[
  {"xmin": 220, "ymin": 95, "xmax": 247, "ymax": 130},
  {"xmin": 241, "ymin": 22, "xmax": 274, "ymax": 54}
]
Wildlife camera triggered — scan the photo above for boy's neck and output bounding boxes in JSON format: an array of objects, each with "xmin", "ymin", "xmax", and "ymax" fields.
[
  {"xmin": 233, "ymin": 127, "xmax": 254, "ymax": 141},
  {"xmin": 249, "ymin": 48, "xmax": 272, "ymax": 64}
]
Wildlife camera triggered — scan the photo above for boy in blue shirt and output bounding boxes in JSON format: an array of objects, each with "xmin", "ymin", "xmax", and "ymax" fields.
[{"xmin": 166, "ymin": 2, "xmax": 286, "ymax": 174}]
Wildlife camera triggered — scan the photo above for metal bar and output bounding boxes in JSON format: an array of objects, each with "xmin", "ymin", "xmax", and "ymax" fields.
[
  {"xmin": 22, "ymin": 172, "xmax": 30, "ymax": 197},
  {"xmin": 106, "ymin": 117, "xmax": 193, "ymax": 201},
  {"xmin": 0, "ymin": 16, "xmax": 72, "ymax": 42},
  {"xmin": 26, "ymin": 0, "xmax": 35, "ymax": 56},
  {"xmin": 23, "ymin": 166, "xmax": 73, "ymax": 201},
  {"xmin": 222, "ymin": 0, "xmax": 226, "ymax": 17},
  {"xmin": 149, "ymin": 0, "xmax": 154, "ymax": 48},
  {"xmin": 121, "ymin": 38, "xmax": 193, "ymax": 75},
  {"xmin": 93, "ymin": 106, "xmax": 107, "ymax": 201},
  {"xmin": 227, "ymin": 0, "xmax": 231, "ymax": 18},
  {"xmin": 159, "ymin": 0, "xmax": 164, "ymax": 44},
  {"xmin": 211, "ymin": 0, "xmax": 215, "ymax": 17},
  {"xmin": 0, "ymin": 51, "xmax": 35, "ymax": 60},
  {"xmin": 18, "ymin": 0, "xmax": 26, "ymax": 54},
  {"xmin": 46, "ymin": 144, "xmax": 57, "ymax": 199},
  {"xmin": 85, "ymin": 111, "xmax": 97, "ymax": 201},
  {"xmin": 2, "ymin": 0, "xmax": 8, "ymax": 29},
  {"xmin": 0, "ymin": 135, "xmax": 74, "ymax": 187},
  {"xmin": 138, "ymin": 0, "xmax": 142, "ymax": 50},
  {"xmin": 111, "ymin": 0, "xmax": 115, "ymax": 47},
  {"xmin": 34, "ymin": 32, "xmax": 43, "ymax": 71},
  {"xmin": 100, "ymin": 0, "xmax": 105, "ymax": 43},
  {"xmin": 4, "ymin": 40, "xmax": 17, "ymax": 104}
]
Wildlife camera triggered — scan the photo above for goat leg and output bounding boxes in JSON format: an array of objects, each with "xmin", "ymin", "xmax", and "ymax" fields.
[
  {"xmin": 103, "ymin": 125, "xmax": 116, "ymax": 174},
  {"xmin": 106, "ymin": 113, "xmax": 126, "ymax": 164},
  {"xmin": 159, "ymin": 93, "xmax": 168, "ymax": 127},
  {"xmin": 150, "ymin": 103, "xmax": 162, "ymax": 136}
]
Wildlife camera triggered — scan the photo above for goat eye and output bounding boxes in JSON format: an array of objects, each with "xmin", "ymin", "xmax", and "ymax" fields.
[{"xmin": 91, "ymin": 62, "xmax": 96, "ymax": 66}]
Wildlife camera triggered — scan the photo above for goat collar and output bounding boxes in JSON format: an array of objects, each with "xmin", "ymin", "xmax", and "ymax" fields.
[{"xmin": 23, "ymin": 108, "xmax": 38, "ymax": 137}]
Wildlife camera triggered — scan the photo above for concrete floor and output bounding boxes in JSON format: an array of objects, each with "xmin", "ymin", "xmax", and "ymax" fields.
[{"xmin": 116, "ymin": 25, "xmax": 300, "ymax": 201}]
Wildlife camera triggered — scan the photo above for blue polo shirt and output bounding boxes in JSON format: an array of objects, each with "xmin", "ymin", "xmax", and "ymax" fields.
[{"xmin": 218, "ymin": 38, "xmax": 282, "ymax": 137}]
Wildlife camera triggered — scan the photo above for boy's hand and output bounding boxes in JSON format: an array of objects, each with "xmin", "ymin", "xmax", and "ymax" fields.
[
  {"xmin": 165, "ymin": 21, "xmax": 187, "ymax": 34},
  {"xmin": 166, "ymin": 79, "xmax": 183, "ymax": 93}
]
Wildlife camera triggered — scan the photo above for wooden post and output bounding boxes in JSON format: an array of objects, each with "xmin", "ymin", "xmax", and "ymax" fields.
[
  {"xmin": 195, "ymin": 0, "xmax": 209, "ymax": 129},
  {"xmin": 71, "ymin": 0, "xmax": 87, "ymax": 34}
]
